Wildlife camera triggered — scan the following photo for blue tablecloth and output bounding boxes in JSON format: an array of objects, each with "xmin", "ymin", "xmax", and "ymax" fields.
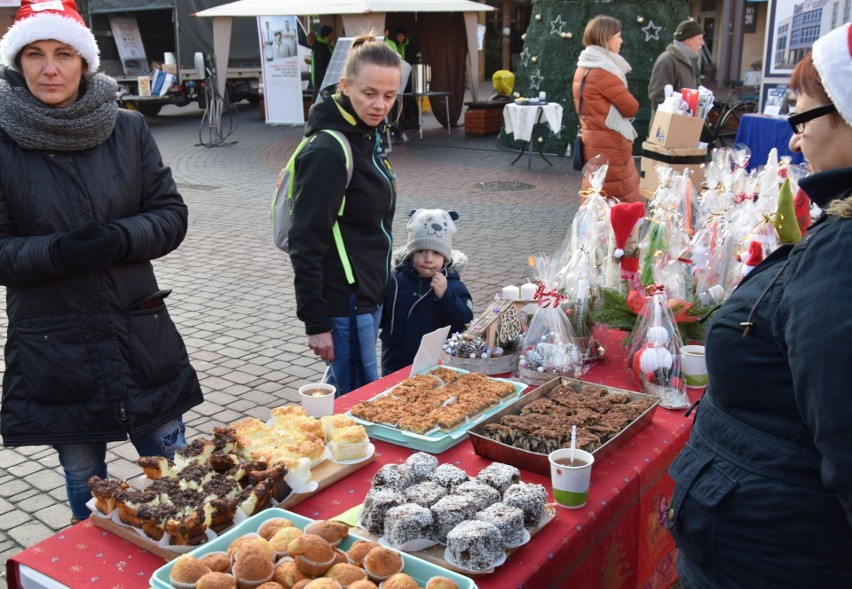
[{"xmin": 735, "ymin": 113, "xmax": 805, "ymax": 171}]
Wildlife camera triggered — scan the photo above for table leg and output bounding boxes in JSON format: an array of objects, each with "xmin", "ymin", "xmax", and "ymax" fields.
[
  {"xmin": 510, "ymin": 143, "xmax": 528, "ymax": 165},
  {"xmin": 444, "ymin": 96, "xmax": 451, "ymax": 136},
  {"xmin": 418, "ymin": 97, "xmax": 423, "ymax": 140}
]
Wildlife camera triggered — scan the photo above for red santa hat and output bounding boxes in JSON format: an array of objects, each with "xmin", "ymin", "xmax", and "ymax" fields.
[
  {"xmin": 1, "ymin": 0, "xmax": 99, "ymax": 75},
  {"xmin": 610, "ymin": 202, "xmax": 646, "ymax": 258},
  {"xmin": 741, "ymin": 241, "xmax": 764, "ymax": 275},
  {"xmin": 812, "ymin": 22, "xmax": 852, "ymax": 127}
]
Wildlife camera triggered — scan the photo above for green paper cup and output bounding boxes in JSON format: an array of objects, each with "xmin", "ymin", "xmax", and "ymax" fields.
[{"xmin": 549, "ymin": 448, "xmax": 594, "ymax": 509}]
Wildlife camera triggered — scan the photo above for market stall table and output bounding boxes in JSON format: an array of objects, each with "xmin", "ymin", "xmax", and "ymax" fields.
[
  {"xmin": 6, "ymin": 329, "xmax": 698, "ymax": 589},
  {"xmin": 503, "ymin": 102, "xmax": 563, "ymax": 169},
  {"xmin": 401, "ymin": 90, "xmax": 452, "ymax": 140},
  {"xmin": 734, "ymin": 113, "xmax": 805, "ymax": 171}
]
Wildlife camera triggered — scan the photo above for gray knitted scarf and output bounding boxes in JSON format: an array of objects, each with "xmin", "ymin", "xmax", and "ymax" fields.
[{"xmin": 0, "ymin": 68, "xmax": 118, "ymax": 151}]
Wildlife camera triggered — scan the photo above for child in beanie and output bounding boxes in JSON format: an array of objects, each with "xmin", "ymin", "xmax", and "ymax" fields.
[{"xmin": 379, "ymin": 209, "xmax": 474, "ymax": 375}]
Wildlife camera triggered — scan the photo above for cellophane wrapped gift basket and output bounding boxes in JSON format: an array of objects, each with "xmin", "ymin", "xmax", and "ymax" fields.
[
  {"xmin": 623, "ymin": 287, "xmax": 689, "ymax": 409},
  {"xmin": 518, "ymin": 253, "xmax": 587, "ymax": 386}
]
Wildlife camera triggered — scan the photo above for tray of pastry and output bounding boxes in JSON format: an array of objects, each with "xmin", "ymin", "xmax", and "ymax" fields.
[
  {"xmin": 346, "ymin": 366, "xmax": 527, "ymax": 453},
  {"xmin": 467, "ymin": 377, "xmax": 659, "ymax": 475},
  {"xmin": 341, "ymin": 452, "xmax": 556, "ymax": 577},
  {"xmin": 88, "ymin": 406, "xmax": 376, "ymax": 558},
  {"xmin": 149, "ymin": 507, "xmax": 477, "ymax": 589}
]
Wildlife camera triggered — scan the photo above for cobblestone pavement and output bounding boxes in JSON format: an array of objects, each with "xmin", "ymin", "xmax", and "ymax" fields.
[{"xmin": 0, "ymin": 96, "xmax": 584, "ymax": 575}]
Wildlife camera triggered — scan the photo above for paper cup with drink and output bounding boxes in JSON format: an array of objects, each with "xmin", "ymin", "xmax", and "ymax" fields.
[
  {"xmin": 549, "ymin": 445, "xmax": 595, "ymax": 509},
  {"xmin": 298, "ymin": 383, "xmax": 336, "ymax": 417}
]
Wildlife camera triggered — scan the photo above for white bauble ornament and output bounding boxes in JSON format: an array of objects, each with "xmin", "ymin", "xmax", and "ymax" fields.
[
  {"xmin": 646, "ymin": 326, "xmax": 671, "ymax": 346},
  {"xmin": 535, "ymin": 14, "xmax": 541, "ymax": 21},
  {"xmin": 531, "ymin": 56, "xmax": 538, "ymax": 63},
  {"xmin": 637, "ymin": 16, "xmax": 645, "ymax": 24},
  {"xmin": 640, "ymin": 347, "xmax": 673, "ymax": 372}
]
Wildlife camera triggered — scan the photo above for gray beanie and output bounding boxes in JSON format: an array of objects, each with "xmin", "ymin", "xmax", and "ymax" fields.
[
  {"xmin": 405, "ymin": 209, "xmax": 459, "ymax": 261},
  {"xmin": 674, "ymin": 19, "xmax": 704, "ymax": 42}
]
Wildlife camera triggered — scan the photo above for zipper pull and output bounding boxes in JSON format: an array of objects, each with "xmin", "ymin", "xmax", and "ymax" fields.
[{"xmin": 120, "ymin": 407, "xmax": 128, "ymax": 423}]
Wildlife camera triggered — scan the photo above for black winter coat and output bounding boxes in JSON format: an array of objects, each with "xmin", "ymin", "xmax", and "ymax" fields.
[
  {"xmin": 668, "ymin": 167, "xmax": 852, "ymax": 588},
  {"xmin": 0, "ymin": 105, "xmax": 203, "ymax": 447},
  {"xmin": 379, "ymin": 256, "xmax": 473, "ymax": 375},
  {"xmin": 290, "ymin": 95, "xmax": 397, "ymax": 335}
]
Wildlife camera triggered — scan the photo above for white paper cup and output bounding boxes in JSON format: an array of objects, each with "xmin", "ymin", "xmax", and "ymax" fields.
[
  {"xmin": 298, "ymin": 383, "xmax": 336, "ymax": 417},
  {"xmin": 549, "ymin": 448, "xmax": 594, "ymax": 509},
  {"xmin": 681, "ymin": 345, "xmax": 708, "ymax": 388}
]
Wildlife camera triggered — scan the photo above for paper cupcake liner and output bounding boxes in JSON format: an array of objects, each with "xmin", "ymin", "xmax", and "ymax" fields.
[
  {"xmin": 160, "ymin": 528, "xmax": 217, "ymax": 554},
  {"xmin": 235, "ymin": 569, "xmax": 274, "ymax": 589},
  {"xmin": 168, "ymin": 577, "xmax": 199, "ymax": 589},
  {"xmin": 296, "ymin": 553, "xmax": 336, "ymax": 576},
  {"xmin": 502, "ymin": 528, "xmax": 531, "ymax": 549}
]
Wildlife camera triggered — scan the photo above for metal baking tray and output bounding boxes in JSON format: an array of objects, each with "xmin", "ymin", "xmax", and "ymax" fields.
[{"xmin": 468, "ymin": 377, "xmax": 659, "ymax": 475}]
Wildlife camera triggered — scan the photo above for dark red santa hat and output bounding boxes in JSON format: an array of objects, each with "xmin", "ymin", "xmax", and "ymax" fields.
[{"xmin": 610, "ymin": 202, "xmax": 646, "ymax": 258}]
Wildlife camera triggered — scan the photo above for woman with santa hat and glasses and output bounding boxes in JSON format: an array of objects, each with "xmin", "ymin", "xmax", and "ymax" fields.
[
  {"xmin": 666, "ymin": 23, "xmax": 852, "ymax": 588},
  {"xmin": 0, "ymin": 0, "xmax": 203, "ymax": 523}
]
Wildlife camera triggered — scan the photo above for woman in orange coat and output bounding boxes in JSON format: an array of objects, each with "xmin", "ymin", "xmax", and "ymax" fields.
[{"xmin": 573, "ymin": 15, "xmax": 640, "ymax": 202}]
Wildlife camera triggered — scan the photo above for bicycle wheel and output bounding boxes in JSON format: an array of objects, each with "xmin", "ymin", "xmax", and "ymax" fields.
[{"xmin": 714, "ymin": 101, "xmax": 758, "ymax": 148}]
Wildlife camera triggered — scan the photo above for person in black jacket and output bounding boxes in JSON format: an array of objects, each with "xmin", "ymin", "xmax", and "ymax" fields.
[
  {"xmin": 311, "ymin": 25, "xmax": 336, "ymax": 102},
  {"xmin": 380, "ymin": 209, "xmax": 473, "ymax": 375},
  {"xmin": 0, "ymin": 0, "xmax": 203, "ymax": 523},
  {"xmin": 666, "ymin": 23, "xmax": 852, "ymax": 588},
  {"xmin": 289, "ymin": 34, "xmax": 401, "ymax": 395}
]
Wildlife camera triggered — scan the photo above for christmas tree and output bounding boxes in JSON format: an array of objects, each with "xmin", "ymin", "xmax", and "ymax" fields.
[{"xmin": 498, "ymin": 0, "xmax": 690, "ymax": 156}]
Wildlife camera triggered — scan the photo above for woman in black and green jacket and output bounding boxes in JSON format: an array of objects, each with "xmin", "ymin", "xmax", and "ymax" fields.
[{"xmin": 289, "ymin": 35, "xmax": 401, "ymax": 395}]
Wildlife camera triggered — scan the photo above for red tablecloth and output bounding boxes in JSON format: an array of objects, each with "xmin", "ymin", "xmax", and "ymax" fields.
[{"xmin": 7, "ymin": 329, "xmax": 698, "ymax": 589}]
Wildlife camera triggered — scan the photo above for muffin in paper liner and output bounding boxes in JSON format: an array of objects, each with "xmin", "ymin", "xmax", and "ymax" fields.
[
  {"xmin": 169, "ymin": 554, "xmax": 212, "ymax": 589},
  {"xmin": 362, "ymin": 547, "xmax": 404, "ymax": 583},
  {"xmin": 198, "ymin": 551, "xmax": 232, "ymax": 574}
]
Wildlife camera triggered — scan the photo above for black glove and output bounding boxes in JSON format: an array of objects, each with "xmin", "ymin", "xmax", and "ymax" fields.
[{"xmin": 51, "ymin": 221, "xmax": 124, "ymax": 274}]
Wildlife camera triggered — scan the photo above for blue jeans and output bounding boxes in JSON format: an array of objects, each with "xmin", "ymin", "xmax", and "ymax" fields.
[
  {"xmin": 327, "ymin": 307, "xmax": 381, "ymax": 396},
  {"xmin": 54, "ymin": 418, "xmax": 187, "ymax": 520}
]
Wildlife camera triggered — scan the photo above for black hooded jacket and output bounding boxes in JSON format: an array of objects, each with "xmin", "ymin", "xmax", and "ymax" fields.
[
  {"xmin": 0, "ymin": 69, "xmax": 203, "ymax": 446},
  {"xmin": 289, "ymin": 95, "xmax": 397, "ymax": 335}
]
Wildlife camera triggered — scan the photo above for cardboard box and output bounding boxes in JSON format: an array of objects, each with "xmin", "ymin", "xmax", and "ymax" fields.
[
  {"xmin": 640, "ymin": 141, "xmax": 706, "ymax": 194},
  {"xmin": 647, "ymin": 109, "xmax": 704, "ymax": 148}
]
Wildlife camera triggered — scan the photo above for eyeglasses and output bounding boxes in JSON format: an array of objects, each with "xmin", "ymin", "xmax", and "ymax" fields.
[{"xmin": 787, "ymin": 104, "xmax": 837, "ymax": 134}]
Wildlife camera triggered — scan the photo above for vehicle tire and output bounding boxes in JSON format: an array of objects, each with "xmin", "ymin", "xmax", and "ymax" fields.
[
  {"xmin": 135, "ymin": 102, "xmax": 163, "ymax": 117},
  {"xmin": 715, "ymin": 101, "xmax": 758, "ymax": 148}
]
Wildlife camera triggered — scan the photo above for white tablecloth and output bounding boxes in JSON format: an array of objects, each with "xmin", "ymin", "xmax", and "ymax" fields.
[{"xmin": 503, "ymin": 102, "xmax": 564, "ymax": 142}]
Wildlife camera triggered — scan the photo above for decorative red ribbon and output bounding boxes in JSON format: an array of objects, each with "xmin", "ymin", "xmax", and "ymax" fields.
[{"xmin": 534, "ymin": 281, "xmax": 565, "ymax": 308}]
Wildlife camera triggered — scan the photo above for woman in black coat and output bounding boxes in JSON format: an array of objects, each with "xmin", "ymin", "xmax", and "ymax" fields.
[
  {"xmin": 666, "ymin": 23, "xmax": 852, "ymax": 588},
  {"xmin": 0, "ymin": 0, "xmax": 202, "ymax": 523}
]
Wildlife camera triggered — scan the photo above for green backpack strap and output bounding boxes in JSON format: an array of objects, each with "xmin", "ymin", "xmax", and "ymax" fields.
[{"xmin": 319, "ymin": 130, "xmax": 356, "ymax": 286}]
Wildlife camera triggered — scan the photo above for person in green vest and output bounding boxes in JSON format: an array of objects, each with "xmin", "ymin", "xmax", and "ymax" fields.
[
  {"xmin": 383, "ymin": 28, "xmax": 397, "ymax": 52},
  {"xmin": 392, "ymin": 26, "xmax": 418, "ymax": 130}
]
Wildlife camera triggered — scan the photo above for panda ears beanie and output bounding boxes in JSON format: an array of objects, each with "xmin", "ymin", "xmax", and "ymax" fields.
[
  {"xmin": 811, "ymin": 22, "xmax": 852, "ymax": 127},
  {"xmin": 0, "ymin": 0, "xmax": 100, "ymax": 75},
  {"xmin": 405, "ymin": 208, "xmax": 459, "ymax": 261}
]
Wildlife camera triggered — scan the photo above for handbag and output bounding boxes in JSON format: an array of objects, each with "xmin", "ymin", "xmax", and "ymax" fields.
[{"xmin": 572, "ymin": 69, "xmax": 590, "ymax": 172}]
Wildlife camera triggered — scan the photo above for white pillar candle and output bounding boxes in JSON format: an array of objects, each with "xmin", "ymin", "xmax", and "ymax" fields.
[
  {"xmin": 520, "ymin": 282, "xmax": 537, "ymax": 301},
  {"xmin": 502, "ymin": 285, "xmax": 520, "ymax": 300}
]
